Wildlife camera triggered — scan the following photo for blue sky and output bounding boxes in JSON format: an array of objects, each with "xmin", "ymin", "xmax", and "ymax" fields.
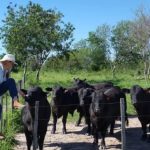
[{"xmin": 0, "ymin": 0, "xmax": 150, "ymax": 53}]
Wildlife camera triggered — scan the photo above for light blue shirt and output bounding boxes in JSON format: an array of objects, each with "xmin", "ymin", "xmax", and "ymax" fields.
[{"xmin": 0, "ymin": 63, "xmax": 7, "ymax": 84}]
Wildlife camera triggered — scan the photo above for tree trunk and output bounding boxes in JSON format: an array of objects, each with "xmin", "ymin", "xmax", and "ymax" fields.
[
  {"xmin": 109, "ymin": 62, "xmax": 116, "ymax": 79},
  {"xmin": 36, "ymin": 67, "xmax": 41, "ymax": 82},
  {"xmin": 147, "ymin": 61, "xmax": 150, "ymax": 79},
  {"xmin": 23, "ymin": 61, "xmax": 27, "ymax": 88}
]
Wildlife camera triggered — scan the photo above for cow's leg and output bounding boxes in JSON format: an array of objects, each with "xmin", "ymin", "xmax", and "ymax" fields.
[
  {"xmin": 148, "ymin": 124, "xmax": 150, "ymax": 131},
  {"xmin": 109, "ymin": 119, "xmax": 115, "ymax": 135},
  {"xmin": 25, "ymin": 131, "xmax": 32, "ymax": 150},
  {"xmin": 100, "ymin": 130, "xmax": 106, "ymax": 149},
  {"xmin": 85, "ymin": 115, "xmax": 91, "ymax": 135},
  {"xmin": 62, "ymin": 113, "xmax": 68, "ymax": 134},
  {"xmin": 141, "ymin": 122, "xmax": 147, "ymax": 140},
  {"xmin": 125, "ymin": 113, "xmax": 129, "ymax": 126},
  {"xmin": 75, "ymin": 110, "xmax": 83, "ymax": 126},
  {"xmin": 51, "ymin": 112, "xmax": 57, "ymax": 134},
  {"xmin": 38, "ymin": 131, "xmax": 46, "ymax": 150},
  {"xmin": 92, "ymin": 124, "xmax": 98, "ymax": 145},
  {"xmin": 91, "ymin": 122, "xmax": 94, "ymax": 135},
  {"xmin": 147, "ymin": 124, "xmax": 150, "ymax": 142}
]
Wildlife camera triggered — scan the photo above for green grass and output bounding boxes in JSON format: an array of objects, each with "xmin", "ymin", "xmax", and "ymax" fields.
[
  {"xmin": 1, "ymin": 68, "xmax": 149, "ymax": 148},
  {"xmin": 0, "ymin": 110, "xmax": 22, "ymax": 150},
  {"xmin": 12, "ymin": 69, "xmax": 150, "ymax": 116}
]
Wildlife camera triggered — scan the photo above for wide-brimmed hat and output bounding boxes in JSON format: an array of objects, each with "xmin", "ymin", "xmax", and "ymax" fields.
[{"xmin": 0, "ymin": 54, "xmax": 17, "ymax": 65}]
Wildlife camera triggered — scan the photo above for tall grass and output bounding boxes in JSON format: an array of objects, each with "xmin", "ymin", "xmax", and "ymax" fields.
[
  {"xmin": 0, "ymin": 69, "xmax": 149, "ymax": 148},
  {"xmin": 0, "ymin": 110, "xmax": 22, "ymax": 150},
  {"xmin": 12, "ymin": 69, "xmax": 150, "ymax": 115}
]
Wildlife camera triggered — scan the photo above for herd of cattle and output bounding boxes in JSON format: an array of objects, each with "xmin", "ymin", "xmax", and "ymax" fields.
[{"xmin": 20, "ymin": 78, "xmax": 150, "ymax": 150}]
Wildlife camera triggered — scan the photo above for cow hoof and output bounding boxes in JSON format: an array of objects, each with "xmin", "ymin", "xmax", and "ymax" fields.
[
  {"xmin": 62, "ymin": 130, "xmax": 67, "ymax": 134},
  {"xmin": 99, "ymin": 145, "xmax": 106, "ymax": 150},
  {"xmin": 109, "ymin": 132, "xmax": 114, "ymax": 136},
  {"xmin": 75, "ymin": 122, "xmax": 80, "ymax": 126},
  {"xmin": 92, "ymin": 140, "xmax": 98, "ymax": 145},
  {"xmin": 85, "ymin": 133, "xmax": 90, "ymax": 136}
]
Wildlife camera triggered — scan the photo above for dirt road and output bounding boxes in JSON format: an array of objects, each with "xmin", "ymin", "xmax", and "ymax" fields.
[{"xmin": 14, "ymin": 117, "xmax": 150, "ymax": 150}]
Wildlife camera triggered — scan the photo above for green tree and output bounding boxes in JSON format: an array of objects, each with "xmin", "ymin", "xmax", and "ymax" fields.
[
  {"xmin": 73, "ymin": 39, "xmax": 92, "ymax": 70},
  {"xmin": 132, "ymin": 6, "xmax": 150, "ymax": 79},
  {"xmin": 88, "ymin": 24, "xmax": 111, "ymax": 70},
  {"xmin": 111, "ymin": 20, "xmax": 141, "ymax": 68},
  {"xmin": 0, "ymin": 2, "xmax": 74, "ymax": 81}
]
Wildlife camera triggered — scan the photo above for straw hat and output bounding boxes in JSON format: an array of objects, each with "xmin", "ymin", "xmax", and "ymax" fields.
[{"xmin": 0, "ymin": 54, "xmax": 17, "ymax": 64}]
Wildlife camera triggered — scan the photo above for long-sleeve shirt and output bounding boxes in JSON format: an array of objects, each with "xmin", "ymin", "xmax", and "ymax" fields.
[
  {"xmin": 0, "ymin": 63, "xmax": 6, "ymax": 103},
  {"xmin": 0, "ymin": 63, "xmax": 6, "ymax": 84},
  {"xmin": 0, "ymin": 63, "xmax": 8, "ymax": 103}
]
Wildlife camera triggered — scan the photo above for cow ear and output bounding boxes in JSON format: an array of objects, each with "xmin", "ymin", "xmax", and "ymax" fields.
[
  {"xmin": 89, "ymin": 88, "xmax": 94, "ymax": 92},
  {"xmin": 73, "ymin": 77, "xmax": 79, "ymax": 82},
  {"xmin": 103, "ymin": 93, "xmax": 111, "ymax": 101},
  {"xmin": 42, "ymin": 91, "xmax": 48, "ymax": 96},
  {"xmin": 19, "ymin": 89, "xmax": 27, "ymax": 97},
  {"xmin": 91, "ymin": 92, "xmax": 96, "ymax": 101},
  {"xmin": 106, "ymin": 96, "xmax": 111, "ymax": 101},
  {"xmin": 145, "ymin": 88, "xmax": 150, "ymax": 93},
  {"xmin": 45, "ymin": 87, "xmax": 52, "ymax": 92},
  {"xmin": 122, "ymin": 88, "xmax": 130, "ymax": 94}
]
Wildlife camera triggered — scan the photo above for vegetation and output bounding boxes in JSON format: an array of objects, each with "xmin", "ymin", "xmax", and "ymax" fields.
[
  {"xmin": 12, "ymin": 68, "xmax": 150, "ymax": 116},
  {"xmin": 0, "ymin": 68, "xmax": 149, "ymax": 149},
  {"xmin": 1, "ymin": 3, "xmax": 150, "ymax": 80},
  {"xmin": 0, "ymin": 1, "xmax": 74, "ymax": 81},
  {"xmin": 0, "ymin": 110, "xmax": 22, "ymax": 150}
]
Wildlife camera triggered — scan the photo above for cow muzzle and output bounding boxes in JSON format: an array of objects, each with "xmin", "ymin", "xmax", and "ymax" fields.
[{"xmin": 95, "ymin": 108, "xmax": 100, "ymax": 115}]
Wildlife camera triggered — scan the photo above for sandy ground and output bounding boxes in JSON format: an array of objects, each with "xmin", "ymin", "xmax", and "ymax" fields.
[{"xmin": 14, "ymin": 117, "xmax": 150, "ymax": 150}]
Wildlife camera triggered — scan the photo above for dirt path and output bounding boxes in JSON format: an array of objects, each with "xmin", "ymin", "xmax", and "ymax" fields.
[{"xmin": 14, "ymin": 117, "xmax": 150, "ymax": 150}]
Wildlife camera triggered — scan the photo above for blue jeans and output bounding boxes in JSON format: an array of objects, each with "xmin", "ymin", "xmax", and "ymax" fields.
[
  {"xmin": 0, "ymin": 78, "xmax": 18, "ymax": 120},
  {"xmin": 0, "ymin": 78, "xmax": 18, "ymax": 100}
]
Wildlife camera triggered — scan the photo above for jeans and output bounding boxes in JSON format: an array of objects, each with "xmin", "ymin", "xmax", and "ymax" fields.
[{"xmin": 0, "ymin": 78, "xmax": 18, "ymax": 100}]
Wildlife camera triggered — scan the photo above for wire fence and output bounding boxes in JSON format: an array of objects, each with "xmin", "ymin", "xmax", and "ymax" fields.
[
  {"xmin": 1, "ymin": 80, "xmax": 150, "ymax": 150},
  {"xmin": 0, "ymin": 79, "xmax": 23, "ymax": 135},
  {"xmin": 0, "ymin": 93, "xmax": 13, "ymax": 134}
]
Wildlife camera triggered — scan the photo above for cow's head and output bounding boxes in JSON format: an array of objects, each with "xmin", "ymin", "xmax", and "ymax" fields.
[
  {"xmin": 51, "ymin": 86, "xmax": 66, "ymax": 106},
  {"xmin": 92, "ymin": 90, "xmax": 107, "ymax": 115},
  {"xmin": 130, "ymin": 85, "xmax": 145, "ymax": 104},
  {"xmin": 78, "ymin": 88, "xmax": 93, "ymax": 106},
  {"xmin": 20, "ymin": 86, "xmax": 47, "ymax": 106},
  {"xmin": 73, "ymin": 78, "xmax": 87, "ymax": 88}
]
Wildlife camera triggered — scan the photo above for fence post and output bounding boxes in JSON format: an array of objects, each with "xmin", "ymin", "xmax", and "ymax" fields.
[
  {"xmin": 0, "ymin": 97, "xmax": 3, "ymax": 133},
  {"xmin": 4, "ymin": 94, "xmax": 8, "ymax": 132},
  {"xmin": 17, "ymin": 80, "xmax": 23, "ymax": 90},
  {"xmin": 33, "ymin": 101, "xmax": 39, "ymax": 150},
  {"xmin": 120, "ymin": 98, "xmax": 126, "ymax": 150}
]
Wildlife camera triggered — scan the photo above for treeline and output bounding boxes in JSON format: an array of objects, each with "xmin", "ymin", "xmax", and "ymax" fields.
[{"xmin": 0, "ymin": 2, "xmax": 150, "ymax": 80}]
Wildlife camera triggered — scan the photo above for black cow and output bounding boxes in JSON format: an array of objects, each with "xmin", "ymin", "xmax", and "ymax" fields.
[
  {"xmin": 130, "ymin": 85, "xmax": 150, "ymax": 141},
  {"xmin": 78, "ymin": 87, "xmax": 94, "ymax": 135},
  {"xmin": 46, "ymin": 86, "xmax": 83, "ymax": 134},
  {"xmin": 73, "ymin": 78, "xmax": 113, "ymax": 90},
  {"xmin": 21, "ymin": 87, "xmax": 51, "ymax": 150},
  {"xmin": 89, "ymin": 86, "xmax": 127, "ymax": 148}
]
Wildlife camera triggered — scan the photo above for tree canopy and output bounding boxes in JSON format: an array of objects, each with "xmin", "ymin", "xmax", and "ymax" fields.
[{"xmin": 0, "ymin": 1, "xmax": 74, "ymax": 80}]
